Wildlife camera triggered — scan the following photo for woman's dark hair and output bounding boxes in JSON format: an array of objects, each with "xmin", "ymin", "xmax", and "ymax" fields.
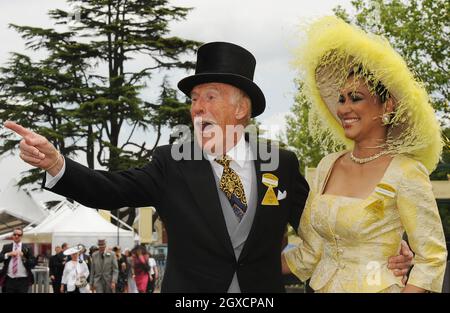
[
  {"xmin": 131, "ymin": 244, "xmax": 148, "ymax": 255},
  {"xmin": 349, "ymin": 65, "xmax": 390, "ymax": 103}
]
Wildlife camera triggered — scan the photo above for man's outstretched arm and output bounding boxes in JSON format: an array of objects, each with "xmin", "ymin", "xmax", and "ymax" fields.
[{"xmin": 4, "ymin": 121, "xmax": 166, "ymax": 210}]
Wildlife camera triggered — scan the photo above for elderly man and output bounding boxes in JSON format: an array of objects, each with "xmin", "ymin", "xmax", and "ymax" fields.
[
  {"xmin": 4, "ymin": 42, "xmax": 412, "ymax": 292},
  {"xmin": 89, "ymin": 239, "xmax": 118, "ymax": 293}
]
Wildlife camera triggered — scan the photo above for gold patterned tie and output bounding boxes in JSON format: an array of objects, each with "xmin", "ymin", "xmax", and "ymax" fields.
[{"xmin": 215, "ymin": 155, "xmax": 247, "ymax": 221}]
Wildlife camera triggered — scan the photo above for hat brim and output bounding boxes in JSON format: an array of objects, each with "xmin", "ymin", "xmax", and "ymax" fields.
[
  {"xmin": 178, "ymin": 73, "xmax": 266, "ymax": 118},
  {"xmin": 64, "ymin": 247, "xmax": 81, "ymax": 255}
]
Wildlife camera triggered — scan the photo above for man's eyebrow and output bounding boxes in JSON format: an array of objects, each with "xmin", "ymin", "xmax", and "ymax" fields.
[{"xmin": 191, "ymin": 87, "xmax": 221, "ymax": 96}]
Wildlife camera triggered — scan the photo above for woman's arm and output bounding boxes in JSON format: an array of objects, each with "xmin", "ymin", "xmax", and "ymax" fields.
[
  {"xmin": 282, "ymin": 180, "xmax": 324, "ymax": 281},
  {"xmin": 397, "ymin": 160, "xmax": 448, "ymax": 293}
]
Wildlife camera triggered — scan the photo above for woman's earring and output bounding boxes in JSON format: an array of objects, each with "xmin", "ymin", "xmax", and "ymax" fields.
[{"xmin": 382, "ymin": 113, "xmax": 391, "ymax": 125}]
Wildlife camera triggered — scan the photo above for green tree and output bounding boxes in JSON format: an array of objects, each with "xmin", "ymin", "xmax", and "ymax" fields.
[
  {"xmin": 284, "ymin": 81, "xmax": 335, "ymax": 174},
  {"xmin": 430, "ymin": 127, "xmax": 450, "ymax": 180},
  {"xmin": 0, "ymin": 0, "xmax": 200, "ymax": 226},
  {"xmin": 0, "ymin": 0, "xmax": 200, "ymax": 183}
]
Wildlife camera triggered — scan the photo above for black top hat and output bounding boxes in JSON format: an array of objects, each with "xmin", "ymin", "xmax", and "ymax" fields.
[{"xmin": 178, "ymin": 42, "xmax": 266, "ymax": 117}]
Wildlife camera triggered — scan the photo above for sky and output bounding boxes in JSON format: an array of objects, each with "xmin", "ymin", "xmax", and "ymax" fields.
[{"xmin": 0, "ymin": 0, "xmax": 353, "ymax": 202}]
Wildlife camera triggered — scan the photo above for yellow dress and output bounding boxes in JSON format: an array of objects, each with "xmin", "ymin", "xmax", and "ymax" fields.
[{"xmin": 285, "ymin": 151, "xmax": 447, "ymax": 293}]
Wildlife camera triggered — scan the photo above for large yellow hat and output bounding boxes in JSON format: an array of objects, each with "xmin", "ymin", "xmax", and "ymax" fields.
[{"xmin": 296, "ymin": 16, "xmax": 443, "ymax": 172}]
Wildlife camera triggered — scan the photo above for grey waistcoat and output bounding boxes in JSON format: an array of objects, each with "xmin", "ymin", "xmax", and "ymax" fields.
[{"xmin": 213, "ymin": 162, "xmax": 258, "ymax": 293}]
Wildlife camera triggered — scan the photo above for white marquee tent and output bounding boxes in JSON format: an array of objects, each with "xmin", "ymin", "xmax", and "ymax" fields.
[
  {"xmin": 17, "ymin": 201, "xmax": 136, "ymax": 251},
  {"xmin": 0, "ymin": 179, "xmax": 48, "ymax": 235}
]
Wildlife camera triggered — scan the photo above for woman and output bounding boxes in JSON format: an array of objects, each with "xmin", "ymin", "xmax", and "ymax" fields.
[
  {"xmin": 131, "ymin": 245, "xmax": 150, "ymax": 293},
  {"xmin": 60, "ymin": 246, "xmax": 90, "ymax": 293},
  {"xmin": 124, "ymin": 248, "xmax": 138, "ymax": 293},
  {"xmin": 146, "ymin": 251, "xmax": 159, "ymax": 293},
  {"xmin": 282, "ymin": 16, "xmax": 447, "ymax": 293},
  {"xmin": 113, "ymin": 246, "xmax": 128, "ymax": 293}
]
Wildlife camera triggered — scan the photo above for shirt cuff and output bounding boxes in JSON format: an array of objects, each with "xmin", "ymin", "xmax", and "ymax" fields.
[{"xmin": 45, "ymin": 156, "xmax": 66, "ymax": 189}]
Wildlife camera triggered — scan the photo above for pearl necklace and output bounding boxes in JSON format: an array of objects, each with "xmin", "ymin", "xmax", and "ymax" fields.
[{"xmin": 350, "ymin": 150, "xmax": 388, "ymax": 164}]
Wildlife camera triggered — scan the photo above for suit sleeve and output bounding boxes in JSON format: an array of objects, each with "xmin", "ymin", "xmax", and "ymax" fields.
[
  {"xmin": 23, "ymin": 245, "xmax": 36, "ymax": 269},
  {"xmin": 49, "ymin": 257, "xmax": 55, "ymax": 276},
  {"xmin": 397, "ymin": 160, "xmax": 448, "ymax": 292},
  {"xmin": 0, "ymin": 245, "xmax": 9, "ymax": 263},
  {"xmin": 283, "ymin": 157, "xmax": 323, "ymax": 282},
  {"xmin": 90, "ymin": 256, "xmax": 96, "ymax": 285},
  {"xmin": 61, "ymin": 263, "xmax": 69, "ymax": 285},
  {"xmin": 112, "ymin": 256, "xmax": 119, "ymax": 283},
  {"xmin": 287, "ymin": 151, "xmax": 310, "ymax": 231},
  {"xmin": 43, "ymin": 146, "xmax": 168, "ymax": 211}
]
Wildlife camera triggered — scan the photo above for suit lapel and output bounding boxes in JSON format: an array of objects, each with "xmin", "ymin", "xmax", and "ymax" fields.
[{"xmin": 177, "ymin": 142, "xmax": 234, "ymax": 256}]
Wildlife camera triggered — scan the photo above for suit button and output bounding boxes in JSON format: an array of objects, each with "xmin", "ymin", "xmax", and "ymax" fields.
[
  {"xmin": 339, "ymin": 264, "xmax": 346, "ymax": 269},
  {"xmin": 334, "ymin": 234, "xmax": 340, "ymax": 240},
  {"xmin": 337, "ymin": 248, "xmax": 344, "ymax": 254}
]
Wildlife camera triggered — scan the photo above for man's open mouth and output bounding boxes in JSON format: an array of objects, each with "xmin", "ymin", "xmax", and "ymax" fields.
[{"xmin": 195, "ymin": 119, "xmax": 216, "ymax": 133}]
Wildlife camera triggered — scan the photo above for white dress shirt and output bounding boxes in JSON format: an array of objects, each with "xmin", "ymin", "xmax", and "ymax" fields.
[
  {"xmin": 45, "ymin": 157, "xmax": 66, "ymax": 188},
  {"xmin": 7, "ymin": 242, "xmax": 28, "ymax": 278}
]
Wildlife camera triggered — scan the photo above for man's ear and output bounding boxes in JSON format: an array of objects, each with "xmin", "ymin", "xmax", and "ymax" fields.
[{"xmin": 235, "ymin": 98, "xmax": 250, "ymax": 120}]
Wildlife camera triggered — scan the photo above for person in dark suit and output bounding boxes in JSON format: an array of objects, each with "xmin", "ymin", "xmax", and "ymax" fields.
[
  {"xmin": 4, "ymin": 42, "xmax": 412, "ymax": 292},
  {"xmin": 0, "ymin": 227, "xmax": 36, "ymax": 293},
  {"xmin": 49, "ymin": 245, "xmax": 62, "ymax": 293},
  {"xmin": 49, "ymin": 243, "xmax": 69, "ymax": 293},
  {"xmin": 49, "ymin": 242, "xmax": 70, "ymax": 293}
]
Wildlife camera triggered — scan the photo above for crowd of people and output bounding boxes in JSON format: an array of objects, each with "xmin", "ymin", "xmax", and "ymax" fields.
[
  {"xmin": 49, "ymin": 239, "xmax": 160, "ymax": 293},
  {"xmin": 0, "ymin": 229, "xmax": 160, "ymax": 293}
]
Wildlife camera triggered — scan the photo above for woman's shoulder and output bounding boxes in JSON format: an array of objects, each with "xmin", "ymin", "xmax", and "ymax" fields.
[
  {"xmin": 317, "ymin": 150, "xmax": 347, "ymax": 171},
  {"xmin": 392, "ymin": 154, "xmax": 429, "ymax": 175},
  {"xmin": 307, "ymin": 151, "xmax": 347, "ymax": 190}
]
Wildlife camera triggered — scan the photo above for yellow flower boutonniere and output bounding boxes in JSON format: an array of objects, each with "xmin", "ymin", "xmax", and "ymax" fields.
[{"xmin": 261, "ymin": 173, "xmax": 279, "ymax": 206}]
